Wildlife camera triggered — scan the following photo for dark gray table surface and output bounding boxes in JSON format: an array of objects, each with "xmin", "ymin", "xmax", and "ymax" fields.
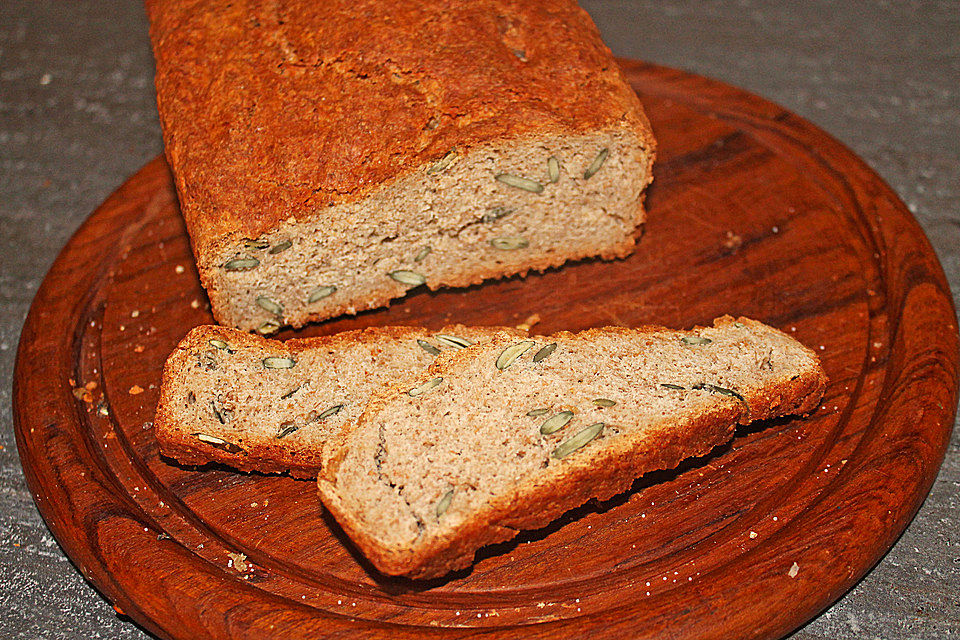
[{"xmin": 1, "ymin": 1, "xmax": 957, "ymax": 638}]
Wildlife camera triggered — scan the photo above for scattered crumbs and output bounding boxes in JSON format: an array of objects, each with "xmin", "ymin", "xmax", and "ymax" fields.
[
  {"xmin": 251, "ymin": 502, "xmax": 259, "ymax": 508},
  {"xmin": 455, "ymin": 611, "xmax": 460, "ymax": 616},
  {"xmin": 841, "ymin": 459, "xmax": 848, "ymax": 465},
  {"xmin": 772, "ymin": 225, "xmax": 780, "ymax": 233},
  {"xmin": 819, "ymin": 345, "xmax": 825, "ymax": 350},
  {"xmin": 773, "ymin": 516, "xmax": 778, "ymax": 521},
  {"xmin": 537, "ymin": 602, "xmax": 545, "ymax": 609},
  {"xmin": 175, "ymin": 265, "xmax": 185, "ymax": 274},
  {"xmin": 134, "ymin": 345, "xmax": 144, "ymax": 353},
  {"xmin": 788, "ymin": 562, "xmax": 800, "ymax": 578},
  {"xmin": 119, "ymin": 325, "xmax": 125, "ymax": 331},
  {"xmin": 69, "ymin": 378, "xmax": 76, "ymax": 386},
  {"xmin": 263, "ymin": 499, "xmax": 269, "ymax": 507},
  {"xmin": 131, "ymin": 310, "xmax": 140, "ymax": 318},
  {"xmin": 128, "ymin": 385, "xmax": 144, "ymax": 395},
  {"xmin": 723, "ymin": 230, "xmax": 743, "ymax": 251},
  {"xmin": 39, "ymin": 73, "xmax": 52, "ymax": 85},
  {"xmin": 228, "ymin": 552, "xmax": 248, "ymax": 572},
  {"xmin": 749, "ymin": 531, "xmax": 758, "ymax": 539},
  {"xmin": 516, "ymin": 313, "xmax": 541, "ymax": 332},
  {"xmin": 190, "ymin": 299, "xmax": 200, "ymax": 309}
]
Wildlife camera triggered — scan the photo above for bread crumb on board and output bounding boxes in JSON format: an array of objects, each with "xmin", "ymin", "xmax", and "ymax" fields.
[
  {"xmin": 788, "ymin": 562, "xmax": 800, "ymax": 578},
  {"xmin": 516, "ymin": 314, "xmax": 541, "ymax": 332},
  {"xmin": 227, "ymin": 552, "xmax": 248, "ymax": 572},
  {"xmin": 128, "ymin": 385, "xmax": 144, "ymax": 395}
]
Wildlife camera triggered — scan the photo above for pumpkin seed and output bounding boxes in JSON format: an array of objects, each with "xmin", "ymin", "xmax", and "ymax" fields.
[
  {"xmin": 256, "ymin": 296, "xmax": 283, "ymax": 316},
  {"xmin": 223, "ymin": 257, "xmax": 260, "ymax": 271},
  {"xmin": 592, "ymin": 398, "xmax": 617, "ymax": 407},
  {"xmin": 208, "ymin": 339, "xmax": 234, "ymax": 353},
  {"xmin": 417, "ymin": 339, "xmax": 441, "ymax": 356},
  {"xmin": 436, "ymin": 489, "xmax": 454, "ymax": 517},
  {"xmin": 552, "ymin": 422, "xmax": 604, "ymax": 458},
  {"xmin": 661, "ymin": 383, "xmax": 686, "ymax": 390},
  {"xmin": 490, "ymin": 236, "xmax": 529, "ymax": 250},
  {"xmin": 414, "ymin": 245, "xmax": 432, "ymax": 262},
  {"xmin": 280, "ymin": 385, "xmax": 301, "ymax": 400},
  {"xmin": 210, "ymin": 401, "xmax": 226, "ymax": 424},
  {"xmin": 194, "ymin": 433, "xmax": 244, "ymax": 454},
  {"xmin": 308, "ymin": 285, "xmax": 337, "ymax": 303},
  {"xmin": 408, "ymin": 377, "xmax": 443, "ymax": 397},
  {"xmin": 317, "ymin": 404, "xmax": 344, "ymax": 420},
  {"xmin": 268, "ymin": 240, "xmax": 292, "ymax": 254},
  {"xmin": 495, "ymin": 340, "xmax": 536, "ymax": 370},
  {"xmin": 734, "ymin": 322, "xmax": 746, "ymax": 329},
  {"xmin": 693, "ymin": 382, "xmax": 745, "ymax": 401},
  {"xmin": 532, "ymin": 343, "xmax": 557, "ymax": 363},
  {"xmin": 547, "ymin": 156, "xmax": 560, "ymax": 183},
  {"xmin": 495, "ymin": 173, "xmax": 544, "ymax": 193},
  {"xmin": 263, "ymin": 356, "xmax": 296, "ymax": 369},
  {"xmin": 526, "ymin": 408, "xmax": 550, "ymax": 417},
  {"xmin": 243, "ymin": 239, "xmax": 269, "ymax": 250},
  {"xmin": 482, "ymin": 207, "xmax": 513, "ymax": 223},
  {"xmin": 681, "ymin": 336, "xmax": 712, "ymax": 346},
  {"xmin": 435, "ymin": 334, "xmax": 474, "ymax": 349},
  {"xmin": 276, "ymin": 421, "xmax": 300, "ymax": 439},
  {"xmin": 540, "ymin": 410, "xmax": 574, "ymax": 435},
  {"xmin": 257, "ymin": 320, "xmax": 280, "ymax": 335},
  {"xmin": 427, "ymin": 148, "xmax": 457, "ymax": 174},
  {"xmin": 583, "ymin": 148, "xmax": 609, "ymax": 180},
  {"xmin": 389, "ymin": 270, "xmax": 426, "ymax": 287}
]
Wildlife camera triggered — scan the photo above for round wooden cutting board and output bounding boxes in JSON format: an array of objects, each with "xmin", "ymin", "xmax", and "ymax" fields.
[{"xmin": 13, "ymin": 62, "xmax": 959, "ymax": 640}]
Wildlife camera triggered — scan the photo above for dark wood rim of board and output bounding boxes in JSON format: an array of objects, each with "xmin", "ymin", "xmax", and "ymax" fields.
[{"xmin": 13, "ymin": 61, "xmax": 959, "ymax": 640}]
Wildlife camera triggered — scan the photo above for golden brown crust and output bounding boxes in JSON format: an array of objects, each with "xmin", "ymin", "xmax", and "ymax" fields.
[
  {"xmin": 146, "ymin": 0, "xmax": 655, "ymax": 257},
  {"xmin": 317, "ymin": 316, "xmax": 828, "ymax": 578},
  {"xmin": 154, "ymin": 324, "xmax": 525, "ymax": 478}
]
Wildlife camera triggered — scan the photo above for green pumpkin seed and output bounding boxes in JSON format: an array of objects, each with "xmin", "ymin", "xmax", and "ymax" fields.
[
  {"xmin": 210, "ymin": 401, "xmax": 226, "ymax": 424},
  {"xmin": 540, "ymin": 410, "xmax": 574, "ymax": 435},
  {"xmin": 257, "ymin": 320, "xmax": 280, "ymax": 335},
  {"xmin": 276, "ymin": 421, "xmax": 299, "ymax": 439},
  {"xmin": 417, "ymin": 339, "xmax": 441, "ymax": 356},
  {"xmin": 256, "ymin": 296, "xmax": 284, "ymax": 316},
  {"xmin": 308, "ymin": 285, "xmax": 337, "ymax": 303},
  {"xmin": 547, "ymin": 156, "xmax": 560, "ymax": 183},
  {"xmin": 482, "ymin": 207, "xmax": 513, "ymax": 223},
  {"xmin": 592, "ymin": 398, "xmax": 617, "ymax": 407},
  {"xmin": 208, "ymin": 339, "xmax": 234, "ymax": 353},
  {"xmin": 551, "ymin": 422, "xmax": 604, "ymax": 459},
  {"xmin": 583, "ymin": 148, "xmax": 609, "ymax": 180},
  {"xmin": 414, "ymin": 245, "xmax": 432, "ymax": 262},
  {"xmin": 693, "ymin": 382, "xmax": 745, "ymax": 401},
  {"xmin": 495, "ymin": 173, "xmax": 544, "ymax": 193},
  {"xmin": 223, "ymin": 257, "xmax": 260, "ymax": 271},
  {"xmin": 681, "ymin": 336, "xmax": 712, "ymax": 346},
  {"xmin": 263, "ymin": 356, "xmax": 296, "ymax": 369},
  {"xmin": 490, "ymin": 236, "xmax": 529, "ymax": 250},
  {"xmin": 389, "ymin": 270, "xmax": 427, "ymax": 287},
  {"xmin": 427, "ymin": 148, "xmax": 457, "ymax": 174},
  {"xmin": 243, "ymin": 239, "xmax": 269, "ymax": 250},
  {"xmin": 495, "ymin": 340, "xmax": 536, "ymax": 370},
  {"xmin": 526, "ymin": 408, "xmax": 550, "ymax": 417},
  {"xmin": 436, "ymin": 489, "xmax": 454, "ymax": 517},
  {"xmin": 280, "ymin": 385, "xmax": 302, "ymax": 400},
  {"xmin": 734, "ymin": 322, "xmax": 746, "ymax": 329},
  {"xmin": 408, "ymin": 377, "xmax": 443, "ymax": 397},
  {"xmin": 661, "ymin": 383, "xmax": 686, "ymax": 390},
  {"xmin": 532, "ymin": 343, "xmax": 557, "ymax": 363},
  {"xmin": 317, "ymin": 404, "xmax": 344, "ymax": 420},
  {"xmin": 434, "ymin": 334, "xmax": 474, "ymax": 349},
  {"xmin": 194, "ymin": 433, "xmax": 244, "ymax": 454},
  {"xmin": 268, "ymin": 239, "xmax": 292, "ymax": 254}
]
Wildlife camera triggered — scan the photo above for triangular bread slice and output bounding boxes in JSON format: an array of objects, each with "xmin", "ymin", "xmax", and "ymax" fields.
[
  {"xmin": 155, "ymin": 324, "xmax": 524, "ymax": 478},
  {"xmin": 318, "ymin": 316, "xmax": 827, "ymax": 578}
]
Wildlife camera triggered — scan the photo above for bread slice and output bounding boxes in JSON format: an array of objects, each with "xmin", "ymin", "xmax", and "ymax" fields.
[
  {"xmin": 318, "ymin": 316, "xmax": 827, "ymax": 578},
  {"xmin": 155, "ymin": 324, "xmax": 524, "ymax": 478},
  {"xmin": 146, "ymin": 0, "xmax": 655, "ymax": 332}
]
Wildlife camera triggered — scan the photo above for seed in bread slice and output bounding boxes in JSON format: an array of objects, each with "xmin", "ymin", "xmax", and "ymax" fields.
[
  {"xmin": 154, "ymin": 324, "xmax": 524, "ymax": 478},
  {"xmin": 317, "ymin": 316, "xmax": 827, "ymax": 578}
]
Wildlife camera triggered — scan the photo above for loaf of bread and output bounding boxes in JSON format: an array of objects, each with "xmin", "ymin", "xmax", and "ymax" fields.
[
  {"xmin": 318, "ymin": 316, "xmax": 827, "ymax": 578},
  {"xmin": 155, "ymin": 324, "xmax": 523, "ymax": 478},
  {"xmin": 146, "ymin": 0, "xmax": 656, "ymax": 332}
]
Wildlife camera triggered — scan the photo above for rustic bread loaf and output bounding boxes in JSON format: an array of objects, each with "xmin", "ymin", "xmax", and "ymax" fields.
[
  {"xmin": 318, "ymin": 316, "xmax": 827, "ymax": 578},
  {"xmin": 155, "ymin": 324, "xmax": 523, "ymax": 478},
  {"xmin": 146, "ymin": 0, "xmax": 656, "ymax": 332}
]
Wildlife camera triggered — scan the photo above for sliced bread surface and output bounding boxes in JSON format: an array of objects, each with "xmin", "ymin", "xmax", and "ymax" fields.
[
  {"xmin": 318, "ymin": 316, "xmax": 827, "ymax": 578},
  {"xmin": 155, "ymin": 324, "xmax": 522, "ymax": 478}
]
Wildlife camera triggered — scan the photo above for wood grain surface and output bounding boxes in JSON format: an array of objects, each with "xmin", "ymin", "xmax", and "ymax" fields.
[{"xmin": 13, "ymin": 62, "xmax": 958, "ymax": 640}]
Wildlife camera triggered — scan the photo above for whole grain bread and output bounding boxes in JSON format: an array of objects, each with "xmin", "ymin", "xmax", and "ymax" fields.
[
  {"xmin": 155, "ymin": 324, "xmax": 523, "ymax": 478},
  {"xmin": 318, "ymin": 316, "xmax": 827, "ymax": 578},
  {"xmin": 146, "ymin": 0, "xmax": 656, "ymax": 332}
]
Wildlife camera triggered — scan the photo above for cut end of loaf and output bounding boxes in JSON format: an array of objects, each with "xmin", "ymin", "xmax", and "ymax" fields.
[
  {"xmin": 318, "ymin": 316, "xmax": 827, "ymax": 578},
  {"xmin": 204, "ymin": 129, "xmax": 653, "ymax": 332}
]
